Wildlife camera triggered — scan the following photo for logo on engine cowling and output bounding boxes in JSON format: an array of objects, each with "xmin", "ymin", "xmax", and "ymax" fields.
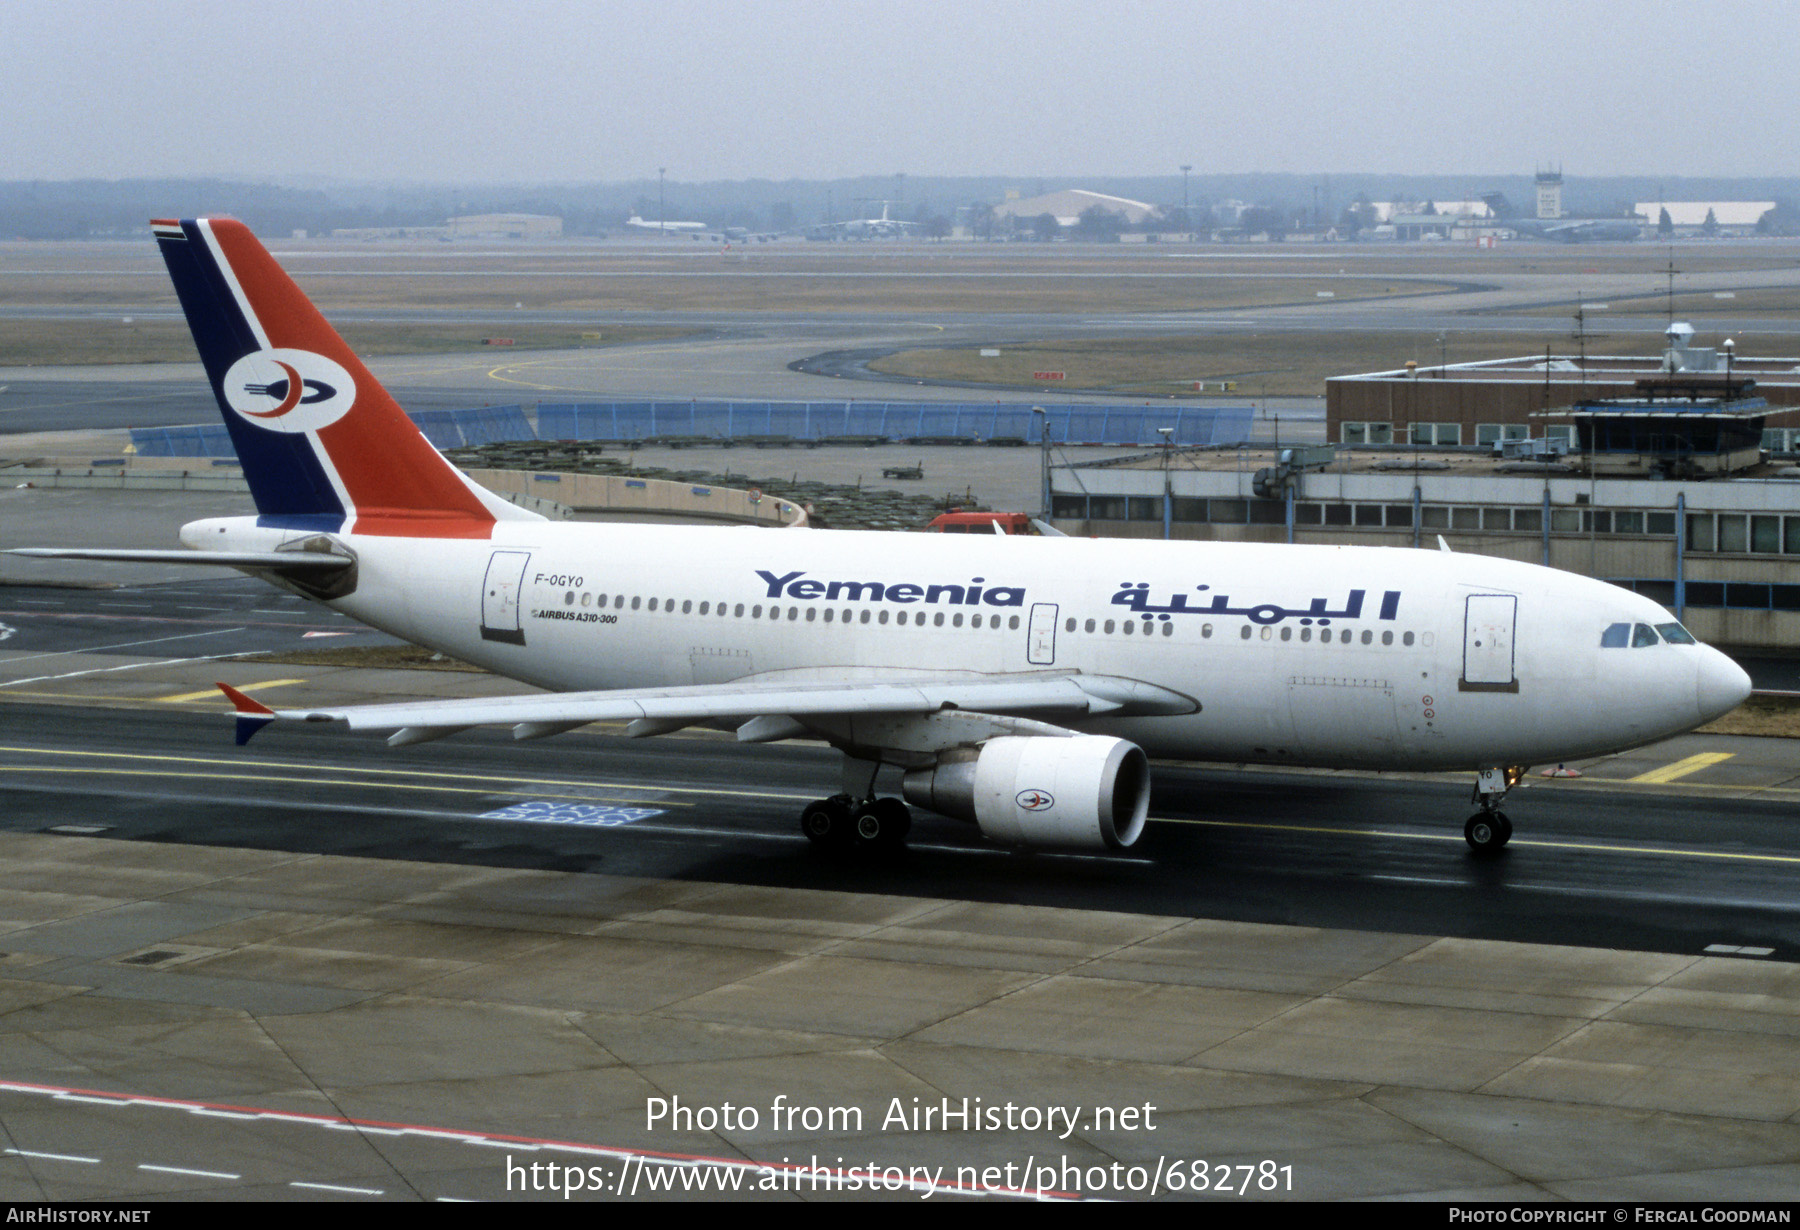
[
  {"xmin": 1016, "ymin": 789, "xmax": 1054, "ymax": 811},
  {"xmin": 221, "ymin": 349, "xmax": 356, "ymax": 433}
]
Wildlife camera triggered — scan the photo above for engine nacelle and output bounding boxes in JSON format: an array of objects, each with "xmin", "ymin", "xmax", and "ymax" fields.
[{"xmin": 901, "ymin": 735, "xmax": 1150, "ymax": 850}]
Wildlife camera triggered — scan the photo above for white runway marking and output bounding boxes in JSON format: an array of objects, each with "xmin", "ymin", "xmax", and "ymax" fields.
[
  {"xmin": 0, "ymin": 643, "xmax": 259, "ymax": 688},
  {"xmin": 140, "ymin": 1163, "xmax": 240, "ymax": 1180},
  {"xmin": 5, "ymin": 1148, "xmax": 99, "ymax": 1164},
  {"xmin": 0, "ymin": 627, "xmax": 242, "ymax": 668},
  {"xmin": 291, "ymin": 1181, "xmax": 384, "ymax": 1195}
]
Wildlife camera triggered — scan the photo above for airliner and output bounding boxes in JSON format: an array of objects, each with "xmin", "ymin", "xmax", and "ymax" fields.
[
  {"xmin": 806, "ymin": 202, "xmax": 920, "ymax": 241},
  {"xmin": 625, "ymin": 214, "xmax": 709, "ymax": 233},
  {"xmin": 11, "ymin": 219, "xmax": 1753, "ymax": 859}
]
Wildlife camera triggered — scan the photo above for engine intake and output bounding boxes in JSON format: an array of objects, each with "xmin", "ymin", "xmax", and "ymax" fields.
[{"xmin": 901, "ymin": 735, "xmax": 1150, "ymax": 850}]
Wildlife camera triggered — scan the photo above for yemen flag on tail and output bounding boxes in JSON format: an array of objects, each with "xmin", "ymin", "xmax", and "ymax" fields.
[{"xmin": 151, "ymin": 217, "xmax": 536, "ymax": 538}]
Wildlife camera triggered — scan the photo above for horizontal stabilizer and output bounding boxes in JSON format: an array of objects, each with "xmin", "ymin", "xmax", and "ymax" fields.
[
  {"xmin": 7, "ymin": 548, "xmax": 352, "ymax": 571},
  {"xmin": 216, "ymin": 682, "xmax": 276, "ymax": 746}
]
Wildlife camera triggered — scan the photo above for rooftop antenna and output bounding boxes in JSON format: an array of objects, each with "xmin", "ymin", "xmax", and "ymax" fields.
[
  {"xmin": 1665, "ymin": 251, "xmax": 1679, "ymax": 328},
  {"xmin": 1544, "ymin": 343, "xmax": 1552, "ymax": 425},
  {"xmin": 1572, "ymin": 293, "xmax": 1587, "ymax": 392}
]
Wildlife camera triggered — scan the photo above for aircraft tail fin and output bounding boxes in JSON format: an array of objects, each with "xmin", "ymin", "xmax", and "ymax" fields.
[{"xmin": 151, "ymin": 217, "xmax": 535, "ymax": 538}]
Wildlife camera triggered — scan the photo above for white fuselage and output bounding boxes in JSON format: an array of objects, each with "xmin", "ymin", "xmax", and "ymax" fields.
[{"xmin": 186, "ymin": 517, "xmax": 1750, "ymax": 773}]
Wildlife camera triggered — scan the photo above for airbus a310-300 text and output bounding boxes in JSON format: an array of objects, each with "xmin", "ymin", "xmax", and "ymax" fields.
[{"xmin": 11, "ymin": 218, "xmax": 1752, "ymax": 858}]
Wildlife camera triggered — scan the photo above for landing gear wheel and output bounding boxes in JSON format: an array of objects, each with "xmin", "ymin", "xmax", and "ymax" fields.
[
  {"xmin": 801, "ymin": 796, "xmax": 853, "ymax": 848},
  {"xmin": 851, "ymin": 797, "xmax": 912, "ymax": 852},
  {"xmin": 1464, "ymin": 811, "xmax": 1513, "ymax": 856}
]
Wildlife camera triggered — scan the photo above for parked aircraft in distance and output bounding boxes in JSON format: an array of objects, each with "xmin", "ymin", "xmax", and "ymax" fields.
[
  {"xmin": 11, "ymin": 219, "xmax": 1752, "ymax": 859},
  {"xmin": 626, "ymin": 214, "xmax": 708, "ymax": 233},
  {"xmin": 1513, "ymin": 218, "xmax": 1644, "ymax": 243}
]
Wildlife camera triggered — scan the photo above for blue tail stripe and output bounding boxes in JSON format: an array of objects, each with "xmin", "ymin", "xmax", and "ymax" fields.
[{"xmin": 155, "ymin": 222, "xmax": 346, "ymax": 529}]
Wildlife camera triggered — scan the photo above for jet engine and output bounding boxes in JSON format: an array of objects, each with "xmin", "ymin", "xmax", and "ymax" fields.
[{"xmin": 901, "ymin": 735, "xmax": 1150, "ymax": 850}]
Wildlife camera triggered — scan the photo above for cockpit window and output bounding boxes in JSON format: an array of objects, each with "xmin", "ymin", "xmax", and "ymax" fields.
[
  {"xmin": 1656, "ymin": 622, "xmax": 1697, "ymax": 645},
  {"xmin": 1601, "ymin": 622, "xmax": 1630, "ymax": 648},
  {"xmin": 1632, "ymin": 623, "xmax": 1661, "ymax": 648}
]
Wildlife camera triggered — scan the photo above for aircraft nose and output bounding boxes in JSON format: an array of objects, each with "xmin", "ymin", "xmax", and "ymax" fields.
[{"xmin": 1696, "ymin": 650, "xmax": 1753, "ymax": 723}]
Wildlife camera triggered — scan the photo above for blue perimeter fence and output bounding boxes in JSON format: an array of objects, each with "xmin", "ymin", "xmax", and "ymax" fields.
[
  {"xmin": 129, "ymin": 402, "xmax": 1253, "ymax": 457},
  {"xmin": 130, "ymin": 406, "xmax": 537, "ymax": 457},
  {"xmin": 537, "ymin": 402, "xmax": 1252, "ymax": 446}
]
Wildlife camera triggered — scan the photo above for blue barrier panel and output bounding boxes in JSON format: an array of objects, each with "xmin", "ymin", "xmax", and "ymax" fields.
[
  {"xmin": 885, "ymin": 405, "xmax": 921, "ymax": 438},
  {"xmin": 713, "ymin": 402, "xmax": 746, "ymax": 436},
  {"xmin": 514, "ymin": 399, "xmax": 1256, "ymax": 446},
  {"xmin": 845, "ymin": 403, "xmax": 888, "ymax": 436},
  {"xmin": 767, "ymin": 402, "xmax": 808, "ymax": 438},
  {"xmin": 536, "ymin": 404, "xmax": 577, "ymax": 439},
  {"xmin": 591, "ymin": 404, "xmax": 623, "ymax": 439},
  {"xmin": 912, "ymin": 406, "xmax": 959, "ymax": 437},
  {"xmin": 687, "ymin": 403, "xmax": 728, "ymax": 438},
  {"xmin": 408, "ymin": 410, "xmax": 463, "ymax": 449},
  {"xmin": 1063, "ymin": 410, "xmax": 1112, "ymax": 443},
  {"xmin": 1212, "ymin": 407, "xmax": 1255, "ymax": 444},
  {"xmin": 644, "ymin": 402, "xmax": 682, "ymax": 436},
  {"xmin": 614, "ymin": 403, "xmax": 654, "ymax": 438},
  {"xmin": 135, "ymin": 425, "xmax": 233, "ymax": 457},
  {"xmin": 991, "ymin": 408, "xmax": 1034, "ymax": 439},
  {"xmin": 464, "ymin": 405, "xmax": 532, "ymax": 444},
  {"xmin": 1104, "ymin": 411, "xmax": 1142, "ymax": 445},
  {"xmin": 807, "ymin": 403, "xmax": 850, "ymax": 438}
]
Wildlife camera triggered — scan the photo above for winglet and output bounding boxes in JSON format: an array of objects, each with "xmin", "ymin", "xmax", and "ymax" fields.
[{"xmin": 217, "ymin": 682, "xmax": 276, "ymax": 746}]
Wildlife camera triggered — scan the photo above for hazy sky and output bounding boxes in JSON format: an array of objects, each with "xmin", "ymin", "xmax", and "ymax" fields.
[{"xmin": 6, "ymin": 0, "xmax": 1794, "ymax": 183}]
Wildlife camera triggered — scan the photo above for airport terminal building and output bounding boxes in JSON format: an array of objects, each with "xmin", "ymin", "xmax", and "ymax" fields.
[
  {"xmin": 1325, "ymin": 325, "xmax": 1800, "ymax": 452},
  {"xmin": 1047, "ymin": 438, "xmax": 1800, "ymax": 650}
]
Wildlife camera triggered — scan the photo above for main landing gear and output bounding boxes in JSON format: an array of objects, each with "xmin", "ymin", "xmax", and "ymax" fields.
[
  {"xmin": 1465, "ymin": 766, "xmax": 1526, "ymax": 856},
  {"xmin": 801, "ymin": 755, "xmax": 913, "ymax": 855},
  {"xmin": 800, "ymin": 794, "xmax": 912, "ymax": 854}
]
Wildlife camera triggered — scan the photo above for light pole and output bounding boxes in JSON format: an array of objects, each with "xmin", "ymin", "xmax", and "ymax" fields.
[
  {"xmin": 1033, "ymin": 407, "xmax": 1051, "ymax": 520},
  {"xmin": 1158, "ymin": 426, "xmax": 1175, "ymax": 540},
  {"xmin": 1180, "ymin": 164, "xmax": 1191, "ymax": 213},
  {"xmin": 658, "ymin": 167, "xmax": 666, "ymax": 231}
]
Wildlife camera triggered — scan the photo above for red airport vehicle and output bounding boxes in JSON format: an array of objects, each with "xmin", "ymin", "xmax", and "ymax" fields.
[{"xmin": 926, "ymin": 511, "xmax": 1035, "ymax": 534}]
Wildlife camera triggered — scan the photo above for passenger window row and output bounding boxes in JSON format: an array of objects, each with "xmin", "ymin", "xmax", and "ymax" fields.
[
  {"xmin": 562, "ymin": 590, "xmax": 1023, "ymax": 630},
  {"xmin": 1055, "ymin": 615, "xmax": 1426, "ymax": 646}
]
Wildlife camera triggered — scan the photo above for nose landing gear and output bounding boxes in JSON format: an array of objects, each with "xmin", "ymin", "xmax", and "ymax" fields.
[{"xmin": 1466, "ymin": 765, "xmax": 1526, "ymax": 856}]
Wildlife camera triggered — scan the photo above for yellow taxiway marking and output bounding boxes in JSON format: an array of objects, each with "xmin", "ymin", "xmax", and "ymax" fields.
[
  {"xmin": 484, "ymin": 361, "xmax": 571, "ymax": 391},
  {"xmin": 152, "ymin": 680, "xmax": 306, "ymax": 704},
  {"xmin": 1152, "ymin": 816, "xmax": 1800, "ymax": 866},
  {"xmin": 1628, "ymin": 752, "xmax": 1735, "ymax": 784}
]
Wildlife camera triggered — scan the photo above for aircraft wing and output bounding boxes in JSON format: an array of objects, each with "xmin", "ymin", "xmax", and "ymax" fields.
[
  {"xmin": 219, "ymin": 671, "xmax": 1198, "ymax": 746},
  {"xmin": 7, "ymin": 548, "xmax": 353, "ymax": 571}
]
